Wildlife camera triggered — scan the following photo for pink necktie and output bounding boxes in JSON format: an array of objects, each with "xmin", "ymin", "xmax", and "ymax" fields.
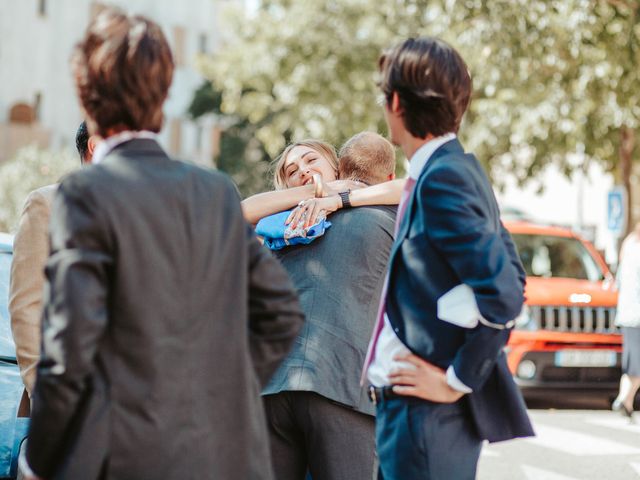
[{"xmin": 361, "ymin": 177, "xmax": 417, "ymax": 384}]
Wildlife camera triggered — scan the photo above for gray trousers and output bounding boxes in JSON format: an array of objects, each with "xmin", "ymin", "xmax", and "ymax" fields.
[{"xmin": 263, "ymin": 391, "xmax": 375, "ymax": 480}]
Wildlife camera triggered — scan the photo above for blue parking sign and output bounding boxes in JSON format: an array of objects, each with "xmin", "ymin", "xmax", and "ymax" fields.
[{"xmin": 607, "ymin": 187, "xmax": 626, "ymax": 235}]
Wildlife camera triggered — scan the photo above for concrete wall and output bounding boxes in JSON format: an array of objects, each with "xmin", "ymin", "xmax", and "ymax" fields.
[{"xmin": 0, "ymin": 0, "xmax": 227, "ymax": 164}]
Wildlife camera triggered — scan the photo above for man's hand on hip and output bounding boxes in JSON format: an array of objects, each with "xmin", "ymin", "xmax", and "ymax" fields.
[{"xmin": 389, "ymin": 354, "xmax": 464, "ymax": 403}]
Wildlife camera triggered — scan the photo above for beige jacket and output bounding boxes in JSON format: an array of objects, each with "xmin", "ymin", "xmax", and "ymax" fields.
[{"xmin": 9, "ymin": 184, "xmax": 57, "ymax": 396}]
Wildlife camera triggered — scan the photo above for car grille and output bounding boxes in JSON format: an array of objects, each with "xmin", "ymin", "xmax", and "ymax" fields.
[{"xmin": 530, "ymin": 305, "xmax": 618, "ymax": 333}]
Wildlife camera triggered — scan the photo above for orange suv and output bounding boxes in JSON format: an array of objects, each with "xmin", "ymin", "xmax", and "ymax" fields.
[{"xmin": 504, "ymin": 220, "xmax": 621, "ymax": 393}]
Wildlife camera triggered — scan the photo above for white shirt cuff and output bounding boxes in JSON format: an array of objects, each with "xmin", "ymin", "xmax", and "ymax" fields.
[
  {"xmin": 19, "ymin": 440, "xmax": 39, "ymax": 479},
  {"xmin": 446, "ymin": 366, "xmax": 473, "ymax": 393}
]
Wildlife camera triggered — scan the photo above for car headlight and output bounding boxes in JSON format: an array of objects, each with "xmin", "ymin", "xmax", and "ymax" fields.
[{"xmin": 514, "ymin": 306, "xmax": 537, "ymax": 330}]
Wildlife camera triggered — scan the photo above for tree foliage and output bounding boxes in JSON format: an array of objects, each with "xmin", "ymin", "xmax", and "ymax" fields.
[
  {"xmin": 0, "ymin": 146, "xmax": 79, "ymax": 232},
  {"xmin": 188, "ymin": 81, "xmax": 274, "ymax": 195},
  {"xmin": 199, "ymin": 0, "xmax": 639, "ymax": 212}
]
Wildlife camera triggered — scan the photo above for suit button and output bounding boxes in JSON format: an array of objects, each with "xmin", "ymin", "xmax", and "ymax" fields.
[{"xmin": 394, "ymin": 328, "xmax": 400, "ymax": 333}]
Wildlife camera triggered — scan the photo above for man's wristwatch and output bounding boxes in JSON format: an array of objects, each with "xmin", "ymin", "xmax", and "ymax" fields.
[{"xmin": 339, "ymin": 190, "xmax": 352, "ymax": 208}]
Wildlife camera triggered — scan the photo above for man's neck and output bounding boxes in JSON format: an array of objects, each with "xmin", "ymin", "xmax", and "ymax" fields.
[
  {"xmin": 100, "ymin": 125, "xmax": 136, "ymax": 142},
  {"xmin": 401, "ymin": 134, "xmax": 435, "ymax": 160}
]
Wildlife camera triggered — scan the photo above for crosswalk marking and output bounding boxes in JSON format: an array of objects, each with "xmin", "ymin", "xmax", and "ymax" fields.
[
  {"xmin": 525, "ymin": 424, "xmax": 640, "ymax": 456},
  {"xmin": 481, "ymin": 447, "xmax": 501, "ymax": 457},
  {"xmin": 585, "ymin": 416, "xmax": 640, "ymax": 434},
  {"xmin": 522, "ymin": 465, "xmax": 583, "ymax": 480}
]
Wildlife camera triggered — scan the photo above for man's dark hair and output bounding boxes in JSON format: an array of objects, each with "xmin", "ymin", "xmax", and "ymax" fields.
[
  {"xmin": 71, "ymin": 7, "xmax": 174, "ymax": 137},
  {"xmin": 76, "ymin": 121, "xmax": 89, "ymax": 162},
  {"xmin": 379, "ymin": 37, "xmax": 472, "ymax": 138}
]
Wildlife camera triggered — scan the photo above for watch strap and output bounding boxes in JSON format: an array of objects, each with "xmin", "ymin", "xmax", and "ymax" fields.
[{"xmin": 339, "ymin": 190, "xmax": 352, "ymax": 208}]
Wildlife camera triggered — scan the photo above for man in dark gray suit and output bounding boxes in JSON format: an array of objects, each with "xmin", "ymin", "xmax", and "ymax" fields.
[
  {"xmin": 263, "ymin": 132, "xmax": 396, "ymax": 480},
  {"xmin": 21, "ymin": 8, "xmax": 304, "ymax": 480}
]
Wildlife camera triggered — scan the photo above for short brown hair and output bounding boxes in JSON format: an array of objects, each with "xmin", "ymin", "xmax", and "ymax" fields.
[
  {"xmin": 71, "ymin": 7, "xmax": 174, "ymax": 137},
  {"xmin": 379, "ymin": 37, "xmax": 472, "ymax": 138},
  {"xmin": 338, "ymin": 132, "xmax": 395, "ymax": 185},
  {"xmin": 273, "ymin": 139, "xmax": 339, "ymax": 190}
]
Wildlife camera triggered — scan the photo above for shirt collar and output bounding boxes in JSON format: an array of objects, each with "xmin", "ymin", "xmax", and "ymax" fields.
[
  {"xmin": 93, "ymin": 130, "xmax": 158, "ymax": 164},
  {"xmin": 407, "ymin": 132, "xmax": 456, "ymax": 180}
]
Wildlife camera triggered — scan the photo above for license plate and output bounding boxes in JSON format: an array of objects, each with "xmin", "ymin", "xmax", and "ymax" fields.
[{"xmin": 554, "ymin": 350, "xmax": 617, "ymax": 367}]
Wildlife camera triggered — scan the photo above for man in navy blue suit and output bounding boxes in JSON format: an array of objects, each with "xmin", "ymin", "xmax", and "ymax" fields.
[{"xmin": 362, "ymin": 37, "xmax": 534, "ymax": 479}]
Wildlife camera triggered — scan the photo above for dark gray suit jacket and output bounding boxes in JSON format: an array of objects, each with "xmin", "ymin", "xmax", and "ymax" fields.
[
  {"xmin": 263, "ymin": 206, "xmax": 395, "ymax": 415},
  {"xmin": 26, "ymin": 139, "xmax": 304, "ymax": 480}
]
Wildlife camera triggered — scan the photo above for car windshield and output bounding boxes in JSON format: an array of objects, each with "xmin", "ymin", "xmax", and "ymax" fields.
[
  {"xmin": 0, "ymin": 252, "xmax": 17, "ymax": 360},
  {"xmin": 511, "ymin": 234, "xmax": 604, "ymax": 282}
]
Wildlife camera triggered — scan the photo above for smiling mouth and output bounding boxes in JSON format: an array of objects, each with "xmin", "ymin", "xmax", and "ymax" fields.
[{"xmin": 303, "ymin": 178, "xmax": 313, "ymax": 186}]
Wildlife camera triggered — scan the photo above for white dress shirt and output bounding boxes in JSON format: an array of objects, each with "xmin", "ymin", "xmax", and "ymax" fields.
[
  {"xmin": 92, "ymin": 130, "xmax": 158, "ymax": 164},
  {"xmin": 367, "ymin": 133, "xmax": 472, "ymax": 393},
  {"xmin": 615, "ymin": 234, "xmax": 640, "ymax": 328}
]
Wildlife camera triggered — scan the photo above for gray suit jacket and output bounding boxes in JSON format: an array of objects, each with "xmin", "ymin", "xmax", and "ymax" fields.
[
  {"xmin": 26, "ymin": 139, "xmax": 304, "ymax": 480},
  {"xmin": 263, "ymin": 206, "xmax": 396, "ymax": 415}
]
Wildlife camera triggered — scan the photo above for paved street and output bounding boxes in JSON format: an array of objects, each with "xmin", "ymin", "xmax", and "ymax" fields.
[{"xmin": 478, "ymin": 410, "xmax": 640, "ymax": 479}]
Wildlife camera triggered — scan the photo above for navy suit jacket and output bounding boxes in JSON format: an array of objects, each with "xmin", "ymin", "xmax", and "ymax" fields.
[{"xmin": 386, "ymin": 138, "xmax": 534, "ymax": 442}]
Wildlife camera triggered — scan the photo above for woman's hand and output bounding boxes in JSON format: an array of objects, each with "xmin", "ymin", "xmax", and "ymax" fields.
[
  {"xmin": 388, "ymin": 354, "xmax": 464, "ymax": 404},
  {"xmin": 286, "ymin": 196, "xmax": 342, "ymax": 229},
  {"xmin": 325, "ymin": 180, "xmax": 365, "ymax": 196}
]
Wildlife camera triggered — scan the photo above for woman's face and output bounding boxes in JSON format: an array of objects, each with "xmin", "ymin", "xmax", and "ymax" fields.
[{"xmin": 282, "ymin": 145, "xmax": 338, "ymax": 188}]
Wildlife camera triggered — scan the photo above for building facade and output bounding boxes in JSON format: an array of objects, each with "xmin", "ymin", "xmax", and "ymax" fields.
[{"xmin": 0, "ymin": 0, "xmax": 225, "ymax": 164}]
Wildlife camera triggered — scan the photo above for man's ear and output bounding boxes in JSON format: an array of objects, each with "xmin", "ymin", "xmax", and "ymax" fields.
[
  {"xmin": 391, "ymin": 92, "xmax": 402, "ymax": 114},
  {"xmin": 85, "ymin": 135, "xmax": 99, "ymax": 163}
]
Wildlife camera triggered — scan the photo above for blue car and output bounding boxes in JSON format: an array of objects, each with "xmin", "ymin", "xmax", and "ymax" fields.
[{"xmin": 0, "ymin": 234, "xmax": 29, "ymax": 479}]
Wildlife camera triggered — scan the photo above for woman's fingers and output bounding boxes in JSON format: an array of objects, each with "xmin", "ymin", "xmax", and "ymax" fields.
[
  {"xmin": 286, "ymin": 197, "xmax": 337, "ymax": 230},
  {"xmin": 285, "ymin": 209, "xmax": 296, "ymax": 225},
  {"xmin": 288, "ymin": 206, "xmax": 305, "ymax": 228},
  {"xmin": 305, "ymin": 201, "xmax": 321, "ymax": 228}
]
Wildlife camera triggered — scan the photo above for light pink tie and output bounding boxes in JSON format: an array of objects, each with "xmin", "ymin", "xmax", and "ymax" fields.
[{"xmin": 361, "ymin": 177, "xmax": 417, "ymax": 384}]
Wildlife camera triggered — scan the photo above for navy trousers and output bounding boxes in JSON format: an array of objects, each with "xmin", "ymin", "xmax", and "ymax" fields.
[{"xmin": 375, "ymin": 396, "xmax": 482, "ymax": 480}]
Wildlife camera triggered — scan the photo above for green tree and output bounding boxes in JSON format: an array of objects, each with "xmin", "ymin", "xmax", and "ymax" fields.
[
  {"xmin": 188, "ymin": 81, "xmax": 274, "ymax": 196},
  {"xmin": 199, "ymin": 0, "xmax": 639, "ymax": 225},
  {"xmin": 0, "ymin": 146, "xmax": 79, "ymax": 232}
]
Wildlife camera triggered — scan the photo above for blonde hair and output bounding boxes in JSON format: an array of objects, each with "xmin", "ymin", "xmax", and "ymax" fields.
[
  {"xmin": 338, "ymin": 132, "xmax": 395, "ymax": 185},
  {"xmin": 272, "ymin": 139, "xmax": 339, "ymax": 190}
]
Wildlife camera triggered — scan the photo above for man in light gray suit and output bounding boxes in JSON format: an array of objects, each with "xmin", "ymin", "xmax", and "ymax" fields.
[
  {"xmin": 263, "ymin": 132, "xmax": 397, "ymax": 480},
  {"xmin": 22, "ymin": 8, "xmax": 303, "ymax": 480}
]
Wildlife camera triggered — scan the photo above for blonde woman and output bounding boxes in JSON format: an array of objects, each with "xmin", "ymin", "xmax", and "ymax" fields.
[{"xmin": 241, "ymin": 138, "xmax": 403, "ymax": 227}]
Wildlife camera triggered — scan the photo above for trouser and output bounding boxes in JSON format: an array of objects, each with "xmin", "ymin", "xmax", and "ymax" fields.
[
  {"xmin": 375, "ymin": 395, "xmax": 482, "ymax": 480},
  {"xmin": 263, "ymin": 391, "xmax": 375, "ymax": 480}
]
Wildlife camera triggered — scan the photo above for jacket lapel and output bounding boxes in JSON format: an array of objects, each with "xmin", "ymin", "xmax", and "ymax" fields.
[{"xmin": 386, "ymin": 139, "xmax": 465, "ymax": 273}]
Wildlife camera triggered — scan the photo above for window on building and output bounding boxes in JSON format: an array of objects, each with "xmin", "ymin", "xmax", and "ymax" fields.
[
  {"xmin": 195, "ymin": 125, "xmax": 203, "ymax": 149},
  {"xmin": 198, "ymin": 33, "xmax": 208, "ymax": 54},
  {"xmin": 169, "ymin": 119, "xmax": 182, "ymax": 155},
  {"xmin": 38, "ymin": 0, "xmax": 47, "ymax": 17},
  {"xmin": 34, "ymin": 92, "xmax": 42, "ymax": 120},
  {"xmin": 173, "ymin": 26, "xmax": 186, "ymax": 67}
]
